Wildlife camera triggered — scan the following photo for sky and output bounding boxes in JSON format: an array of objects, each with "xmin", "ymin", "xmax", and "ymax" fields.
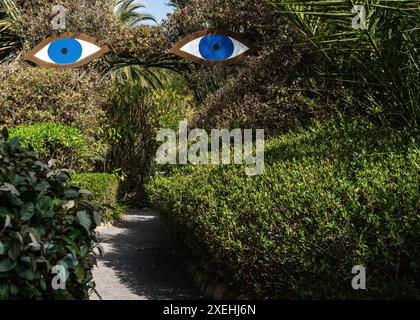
[{"xmin": 139, "ymin": 0, "xmax": 174, "ymax": 24}]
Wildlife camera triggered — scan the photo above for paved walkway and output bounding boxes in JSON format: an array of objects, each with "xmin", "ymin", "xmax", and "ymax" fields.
[{"xmin": 90, "ymin": 208, "xmax": 202, "ymax": 300}]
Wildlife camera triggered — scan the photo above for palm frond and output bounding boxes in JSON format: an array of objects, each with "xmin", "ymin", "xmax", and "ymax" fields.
[
  {"xmin": 115, "ymin": 0, "xmax": 156, "ymax": 26},
  {"xmin": 103, "ymin": 53, "xmax": 192, "ymax": 89},
  {"xmin": 269, "ymin": 0, "xmax": 420, "ymax": 124},
  {"xmin": 0, "ymin": 0, "xmax": 22, "ymax": 63}
]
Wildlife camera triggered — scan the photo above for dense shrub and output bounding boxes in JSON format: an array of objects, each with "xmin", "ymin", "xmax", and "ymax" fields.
[
  {"xmin": 0, "ymin": 63, "xmax": 108, "ymax": 133},
  {"xmin": 71, "ymin": 173, "xmax": 124, "ymax": 223},
  {"xmin": 147, "ymin": 119, "xmax": 420, "ymax": 299},
  {"xmin": 8, "ymin": 123, "xmax": 87, "ymax": 171},
  {"xmin": 0, "ymin": 129, "xmax": 102, "ymax": 300},
  {"xmin": 16, "ymin": 0, "xmax": 167, "ymax": 60}
]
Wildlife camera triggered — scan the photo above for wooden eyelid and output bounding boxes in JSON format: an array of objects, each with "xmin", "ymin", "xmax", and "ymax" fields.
[
  {"xmin": 169, "ymin": 29, "xmax": 256, "ymax": 66},
  {"xmin": 25, "ymin": 32, "xmax": 109, "ymax": 69}
]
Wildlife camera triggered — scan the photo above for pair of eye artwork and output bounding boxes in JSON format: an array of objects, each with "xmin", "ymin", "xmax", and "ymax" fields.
[{"xmin": 25, "ymin": 29, "xmax": 254, "ymax": 69}]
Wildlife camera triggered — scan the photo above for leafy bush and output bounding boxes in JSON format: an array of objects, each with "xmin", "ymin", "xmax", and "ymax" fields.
[
  {"xmin": 71, "ymin": 173, "xmax": 124, "ymax": 223},
  {"xmin": 0, "ymin": 129, "xmax": 102, "ymax": 300},
  {"xmin": 0, "ymin": 64, "xmax": 108, "ymax": 133},
  {"xmin": 147, "ymin": 119, "xmax": 420, "ymax": 299},
  {"xmin": 16, "ymin": 0, "xmax": 167, "ymax": 60},
  {"xmin": 8, "ymin": 123, "xmax": 87, "ymax": 171}
]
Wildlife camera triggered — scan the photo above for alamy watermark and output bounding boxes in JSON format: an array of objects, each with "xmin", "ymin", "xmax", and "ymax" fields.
[
  {"xmin": 156, "ymin": 121, "xmax": 265, "ymax": 176},
  {"xmin": 352, "ymin": 265, "xmax": 367, "ymax": 290},
  {"xmin": 51, "ymin": 5, "xmax": 67, "ymax": 30},
  {"xmin": 51, "ymin": 264, "xmax": 69, "ymax": 290},
  {"xmin": 352, "ymin": 5, "xmax": 367, "ymax": 30}
]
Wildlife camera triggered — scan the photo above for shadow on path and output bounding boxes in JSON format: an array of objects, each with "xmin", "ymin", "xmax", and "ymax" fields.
[{"xmin": 91, "ymin": 208, "xmax": 203, "ymax": 300}]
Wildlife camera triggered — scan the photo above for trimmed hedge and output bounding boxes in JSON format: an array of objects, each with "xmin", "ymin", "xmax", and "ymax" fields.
[
  {"xmin": 0, "ymin": 129, "xmax": 102, "ymax": 300},
  {"xmin": 71, "ymin": 173, "xmax": 124, "ymax": 223},
  {"xmin": 147, "ymin": 119, "xmax": 420, "ymax": 299},
  {"xmin": 8, "ymin": 123, "xmax": 87, "ymax": 171}
]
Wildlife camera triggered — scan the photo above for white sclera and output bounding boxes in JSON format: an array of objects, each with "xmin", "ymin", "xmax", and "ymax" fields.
[
  {"xmin": 33, "ymin": 39, "xmax": 102, "ymax": 65},
  {"xmin": 180, "ymin": 36, "xmax": 250, "ymax": 60}
]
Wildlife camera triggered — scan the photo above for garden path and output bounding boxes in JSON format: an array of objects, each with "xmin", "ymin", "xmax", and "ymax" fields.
[{"xmin": 90, "ymin": 208, "xmax": 202, "ymax": 300}]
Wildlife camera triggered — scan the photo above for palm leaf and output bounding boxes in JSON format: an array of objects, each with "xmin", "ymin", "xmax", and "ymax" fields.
[
  {"xmin": 0, "ymin": 0, "xmax": 22, "ymax": 63},
  {"xmin": 115, "ymin": 0, "xmax": 156, "ymax": 26},
  {"xmin": 269, "ymin": 0, "xmax": 420, "ymax": 124}
]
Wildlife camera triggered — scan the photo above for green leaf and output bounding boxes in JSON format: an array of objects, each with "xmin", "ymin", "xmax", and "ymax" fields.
[
  {"xmin": 35, "ymin": 196, "xmax": 53, "ymax": 215},
  {"xmin": 0, "ymin": 257, "xmax": 16, "ymax": 272},
  {"xmin": 64, "ymin": 189, "xmax": 79, "ymax": 199},
  {"xmin": 0, "ymin": 207, "xmax": 11, "ymax": 218},
  {"xmin": 0, "ymin": 241, "xmax": 4, "ymax": 255},
  {"xmin": 8, "ymin": 236, "xmax": 22, "ymax": 261},
  {"xmin": 16, "ymin": 255, "xmax": 35, "ymax": 280},
  {"xmin": 75, "ymin": 264, "xmax": 85, "ymax": 284},
  {"xmin": 0, "ymin": 283, "xmax": 9, "ymax": 299},
  {"xmin": 20, "ymin": 202, "xmax": 35, "ymax": 221},
  {"xmin": 76, "ymin": 211, "xmax": 92, "ymax": 233}
]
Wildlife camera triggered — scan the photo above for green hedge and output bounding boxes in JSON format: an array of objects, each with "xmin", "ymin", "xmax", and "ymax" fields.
[
  {"xmin": 8, "ymin": 123, "xmax": 87, "ymax": 171},
  {"xmin": 0, "ymin": 130, "xmax": 101, "ymax": 300},
  {"xmin": 147, "ymin": 119, "xmax": 420, "ymax": 299},
  {"xmin": 71, "ymin": 173, "xmax": 124, "ymax": 223}
]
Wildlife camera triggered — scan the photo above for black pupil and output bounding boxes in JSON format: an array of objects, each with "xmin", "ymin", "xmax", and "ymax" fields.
[
  {"xmin": 213, "ymin": 44, "xmax": 221, "ymax": 51},
  {"xmin": 61, "ymin": 48, "xmax": 68, "ymax": 55}
]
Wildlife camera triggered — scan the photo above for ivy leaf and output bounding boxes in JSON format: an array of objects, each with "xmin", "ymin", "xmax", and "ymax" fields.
[{"xmin": 76, "ymin": 211, "xmax": 91, "ymax": 233}]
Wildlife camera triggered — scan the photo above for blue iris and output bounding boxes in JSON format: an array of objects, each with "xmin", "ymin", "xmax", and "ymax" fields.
[
  {"xmin": 199, "ymin": 35, "xmax": 234, "ymax": 61},
  {"xmin": 48, "ymin": 38, "xmax": 82, "ymax": 64}
]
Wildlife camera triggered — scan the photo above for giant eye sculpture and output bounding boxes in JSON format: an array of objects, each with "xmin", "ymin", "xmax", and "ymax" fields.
[
  {"xmin": 25, "ymin": 33, "xmax": 109, "ymax": 69},
  {"xmin": 170, "ymin": 29, "xmax": 255, "ymax": 66}
]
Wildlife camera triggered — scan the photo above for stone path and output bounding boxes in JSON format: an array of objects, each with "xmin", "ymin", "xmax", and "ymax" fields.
[{"xmin": 90, "ymin": 208, "xmax": 202, "ymax": 300}]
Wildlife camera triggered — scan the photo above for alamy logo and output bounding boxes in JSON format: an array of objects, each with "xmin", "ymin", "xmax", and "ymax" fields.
[
  {"xmin": 352, "ymin": 5, "xmax": 367, "ymax": 30},
  {"xmin": 51, "ymin": 5, "xmax": 67, "ymax": 30},
  {"xmin": 156, "ymin": 121, "xmax": 265, "ymax": 176},
  {"xmin": 352, "ymin": 265, "xmax": 367, "ymax": 290},
  {"xmin": 51, "ymin": 265, "xmax": 68, "ymax": 290}
]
